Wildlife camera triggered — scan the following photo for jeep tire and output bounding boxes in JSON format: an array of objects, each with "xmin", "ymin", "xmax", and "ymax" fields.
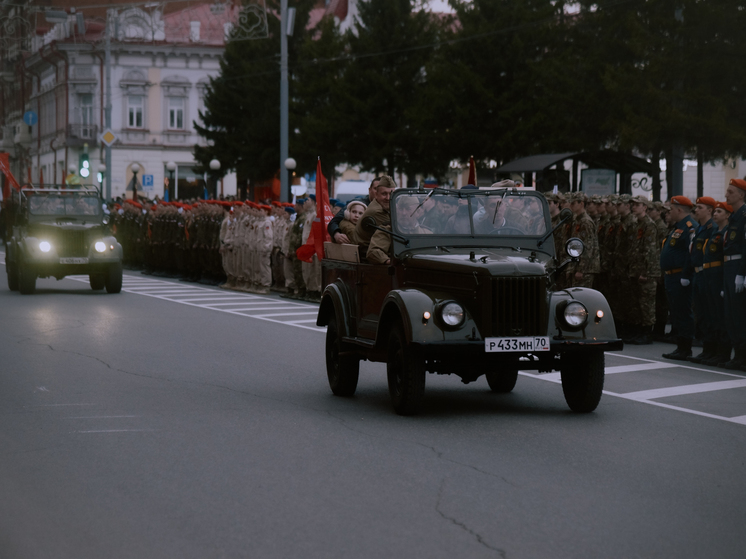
[
  {"xmin": 560, "ymin": 351, "xmax": 604, "ymax": 413},
  {"xmin": 325, "ymin": 316, "xmax": 359, "ymax": 396},
  {"xmin": 89, "ymin": 273, "xmax": 106, "ymax": 290},
  {"xmin": 387, "ymin": 323, "xmax": 426, "ymax": 415},
  {"xmin": 104, "ymin": 262, "xmax": 123, "ymax": 294},
  {"xmin": 18, "ymin": 261, "xmax": 36, "ymax": 295},
  {"xmin": 485, "ymin": 369, "xmax": 519, "ymax": 393},
  {"xmin": 6, "ymin": 259, "xmax": 18, "ymax": 291}
]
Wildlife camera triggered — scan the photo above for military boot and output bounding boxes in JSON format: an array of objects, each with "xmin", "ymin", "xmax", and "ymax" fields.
[
  {"xmin": 688, "ymin": 340, "xmax": 717, "ymax": 364},
  {"xmin": 721, "ymin": 343, "xmax": 746, "ymax": 370},
  {"xmin": 662, "ymin": 337, "xmax": 693, "ymax": 361},
  {"xmin": 631, "ymin": 326, "xmax": 653, "ymax": 345},
  {"xmin": 703, "ymin": 341, "xmax": 732, "ymax": 366}
]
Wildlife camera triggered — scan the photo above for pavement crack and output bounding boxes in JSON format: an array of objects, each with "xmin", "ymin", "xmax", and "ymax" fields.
[
  {"xmin": 435, "ymin": 479, "xmax": 507, "ymax": 558},
  {"xmin": 416, "ymin": 443, "xmax": 518, "ymax": 487}
]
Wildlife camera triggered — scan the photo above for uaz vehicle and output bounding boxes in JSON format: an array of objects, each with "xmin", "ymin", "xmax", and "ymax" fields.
[
  {"xmin": 4, "ymin": 186, "xmax": 123, "ymax": 295},
  {"xmin": 316, "ymin": 187, "xmax": 622, "ymax": 415}
]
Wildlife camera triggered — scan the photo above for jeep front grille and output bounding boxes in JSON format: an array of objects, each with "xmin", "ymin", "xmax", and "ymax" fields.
[
  {"xmin": 56, "ymin": 231, "xmax": 89, "ymax": 257},
  {"xmin": 491, "ymin": 277, "xmax": 548, "ymax": 336}
]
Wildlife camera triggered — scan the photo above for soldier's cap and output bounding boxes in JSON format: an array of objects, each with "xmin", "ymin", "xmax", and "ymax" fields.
[
  {"xmin": 284, "ymin": 207, "xmax": 296, "ymax": 215},
  {"xmin": 295, "ymin": 198, "xmax": 307, "ymax": 205},
  {"xmin": 616, "ymin": 194, "xmax": 632, "ymax": 204},
  {"xmin": 652, "ymin": 201, "xmax": 664, "ymax": 211},
  {"xmin": 670, "ymin": 195, "xmax": 693, "ymax": 208},
  {"xmin": 715, "ymin": 201, "xmax": 733, "ymax": 213},
  {"xmin": 568, "ymin": 191, "xmax": 586, "ymax": 203},
  {"xmin": 631, "ymin": 195, "xmax": 651, "ymax": 207},
  {"xmin": 308, "ymin": 194, "xmax": 316, "ymax": 202},
  {"xmin": 695, "ymin": 196, "xmax": 717, "ymax": 208},
  {"xmin": 729, "ymin": 178, "xmax": 746, "ymax": 192},
  {"xmin": 661, "ymin": 201, "xmax": 671, "ymax": 211},
  {"xmin": 542, "ymin": 191, "xmax": 558, "ymax": 202},
  {"xmin": 271, "ymin": 201, "xmax": 282, "ymax": 207},
  {"xmin": 588, "ymin": 195, "xmax": 602, "ymax": 204}
]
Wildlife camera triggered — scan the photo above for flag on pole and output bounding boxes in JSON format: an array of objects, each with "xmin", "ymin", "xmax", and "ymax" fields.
[
  {"xmin": 296, "ymin": 158, "xmax": 332, "ymax": 263},
  {"xmin": 467, "ymin": 155, "xmax": 477, "ymax": 186}
]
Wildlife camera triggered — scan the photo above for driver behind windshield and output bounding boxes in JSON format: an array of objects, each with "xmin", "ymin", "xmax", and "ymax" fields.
[{"xmin": 367, "ymin": 195, "xmax": 430, "ymax": 265}]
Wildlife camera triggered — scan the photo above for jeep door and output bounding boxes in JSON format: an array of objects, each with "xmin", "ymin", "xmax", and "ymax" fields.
[{"xmin": 356, "ymin": 263, "xmax": 393, "ymax": 339}]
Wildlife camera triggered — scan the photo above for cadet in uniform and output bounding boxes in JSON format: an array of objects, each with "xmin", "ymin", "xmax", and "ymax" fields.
[
  {"xmin": 688, "ymin": 197, "xmax": 716, "ymax": 362},
  {"xmin": 660, "ymin": 196, "xmax": 698, "ymax": 360},
  {"xmin": 720, "ymin": 178, "xmax": 746, "ymax": 370},
  {"xmin": 566, "ymin": 192, "xmax": 600, "ymax": 288}
]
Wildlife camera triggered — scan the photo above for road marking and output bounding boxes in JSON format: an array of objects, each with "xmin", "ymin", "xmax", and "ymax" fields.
[
  {"xmin": 73, "ymin": 429, "xmax": 155, "ymax": 433},
  {"xmin": 67, "ymin": 415, "xmax": 141, "ymax": 419},
  {"xmin": 619, "ymin": 379, "xmax": 746, "ymax": 401},
  {"xmin": 605, "ymin": 362, "xmax": 679, "ymax": 374}
]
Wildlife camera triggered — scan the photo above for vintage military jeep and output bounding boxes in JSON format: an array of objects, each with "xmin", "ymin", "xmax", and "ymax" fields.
[
  {"xmin": 4, "ymin": 187, "xmax": 123, "ymax": 294},
  {"xmin": 316, "ymin": 188, "xmax": 622, "ymax": 415}
]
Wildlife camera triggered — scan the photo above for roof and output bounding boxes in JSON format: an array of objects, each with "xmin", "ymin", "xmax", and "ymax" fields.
[{"xmin": 496, "ymin": 150, "xmax": 657, "ymax": 175}]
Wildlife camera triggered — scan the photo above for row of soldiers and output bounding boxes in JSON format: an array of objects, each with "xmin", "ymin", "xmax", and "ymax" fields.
[
  {"xmin": 544, "ymin": 179, "xmax": 746, "ymax": 371},
  {"xmin": 109, "ymin": 195, "xmax": 326, "ymax": 300}
]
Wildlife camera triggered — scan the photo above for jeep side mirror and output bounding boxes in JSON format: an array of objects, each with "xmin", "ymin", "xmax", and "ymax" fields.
[
  {"xmin": 559, "ymin": 208, "xmax": 572, "ymax": 221},
  {"xmin": 537, "ymin": 207, "xmax": 573, "ymax": 248},
  {"xmin": 361, "ymin": 216, "xmax": 378, "ymax": 235}
]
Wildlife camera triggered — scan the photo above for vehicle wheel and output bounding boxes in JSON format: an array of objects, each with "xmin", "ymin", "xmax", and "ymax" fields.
[
  {"xmin": 104, "ymin": 262, "xmax": 123, "ymax": 294},
  {"xmin": 89, "ymin": 273, "xmax": 105, "ymax": 290},
  {"xmin": 325, "ymin": 316, "xmax": 359, "ymax": 397},
  {"xmin": 485, "ymin": 369, "xmax": 518, "ymax": 393},
  {"xmin": 18, "ymin": 262, "xmax": 36, "ymax": 295},
  {"xmin": 6, "ymin": 260, "xmax": 18, "ymax": 291},
  {"xmin": 387, "ymin": 323, "xmax": 426, "ymax": 416},
  {"xmin": 560, "ymin": 351, "xmax": 605, "ymax": 413}
]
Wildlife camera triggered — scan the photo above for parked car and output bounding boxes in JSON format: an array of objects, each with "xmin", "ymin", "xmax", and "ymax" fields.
[{"xmin": 316, "ymin": 187, "xmax": 622, "ymax": 415}]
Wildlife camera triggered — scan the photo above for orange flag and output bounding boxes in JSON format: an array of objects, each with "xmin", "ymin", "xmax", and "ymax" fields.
[{"xmin": 296, "ymin": 158, "xmax": 332, "ymax": 263}]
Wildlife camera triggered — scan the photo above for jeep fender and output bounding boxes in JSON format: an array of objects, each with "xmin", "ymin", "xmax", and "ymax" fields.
[
  {"xmin": 375, "ymin": 289, "xmax": 480, "ymax": 349},
  {"xmin": 548, "ymin": 287, "xmax": 617, "ymax": 340},
  {"xmin": 317, "ymin": 280, "xmax": 354, "ymax": 336}
]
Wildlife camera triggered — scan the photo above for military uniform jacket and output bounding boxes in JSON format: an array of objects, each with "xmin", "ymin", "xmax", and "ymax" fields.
[
  {"xmin": 613, "ymin": 213, "xmax": 637, "ymax": 277},
  {"xmin": 723, "ymin": 204, "xmax": 746, "ymax": 276},
  {"xmin": 703, "ymin": 225, "xmax": 726, "ymax": 268},
  {"xmin": 629, "ymin": 215, "xmax": 661, "ymax": 278},
  {"xmin": 690, "ymin": 219, "xmax": 714, "ymax": 272},
  {"xmin": 660, "ymin": 215, "xmax": 697, "ymax": 278},
  {"xmin": 355, "ymin": 199, "xmax": 390, "ymax": 247},
  {"xmin": 569, "ymin": 211, "xmax": 600, "ymax": 275}
]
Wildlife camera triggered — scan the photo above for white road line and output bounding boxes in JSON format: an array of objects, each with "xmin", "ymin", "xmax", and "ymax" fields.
[
  {"xmin": 174, "ymin": 296, "xmax": 261, "ymax": 302},
  {"xmin": 285, "ymin": 319, "xmax": 321, "ymax": 324},
  {"xmin": 605, "ymin": 362, "xmax": 679, "ymax": 374},
  {"xmin": 728, "ymin": 416, "xmax": 746, "ymax": 425},
  {"xmin": 74, "ymin": 429, "xmax": 156, "ymax": 433},
  {"xmin": 67, "ymin": 415, "xmax": 141, "ymax": 419},
  {"xmin": 619, "ymin": 379, "xmax": 746, "ymax": 401},
  {"xmin": 254, "ymin": 312, "xmax": 319, "ymax": 318}
]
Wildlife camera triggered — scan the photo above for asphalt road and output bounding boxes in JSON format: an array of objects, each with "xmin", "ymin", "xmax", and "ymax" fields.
[{"xmin": 2, "ymin": 268, "xmax": 746, "ymax": 559}]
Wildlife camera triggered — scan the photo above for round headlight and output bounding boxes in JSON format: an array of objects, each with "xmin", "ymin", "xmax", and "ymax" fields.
[
  {"xmin": 441, "ymin": 302, "xmax": 465, "ymax": 327},
  {"xmin": 94, "ymin": 241, "xmax": 107, "ymax": 253},
  {"xmin": 39, "ymin": 241, "xmax": 51, "ymax": 253},
  {"xmin": 564, "ymin": 301, "xmax": 589, "ymax": 327},
  {"xmin": 565, "ymin": 237, "xmax": 585, "ymax": 258},
  {"xmin": 102, "ymin": 215, "xmax": 110, "ymax": 225}
]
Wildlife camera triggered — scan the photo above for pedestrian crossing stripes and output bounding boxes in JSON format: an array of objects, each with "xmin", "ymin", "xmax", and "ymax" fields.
[{"xmin": 65, "ymin": 274, "xmax": 326, "ymax": 332}]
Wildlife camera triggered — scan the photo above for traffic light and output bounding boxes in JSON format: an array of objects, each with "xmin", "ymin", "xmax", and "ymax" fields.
[{"xmin": 79, "ymin": 152, "xmax": 90, "ymax": 178}]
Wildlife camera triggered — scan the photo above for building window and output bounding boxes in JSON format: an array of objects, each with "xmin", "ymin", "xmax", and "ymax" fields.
[
  {"xmin": 168, "ymin": 97, "xmax": 185, "ymax": 129},
  {"xmin": 80, "ymin": 93, "xmax": 93, "ymax": 138},
  {"xmin": 128, "ymin": 96, "xmax": 143, "ymax": 128}
]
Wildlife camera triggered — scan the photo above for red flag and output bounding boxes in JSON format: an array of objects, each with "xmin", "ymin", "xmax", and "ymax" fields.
[
  {"xmin": 0, "ymin": 152, "xmax": 21, "ymax": 199},
  {"xmin": 466, "ymin": 155, "xmax": 477, "ymax": 186},
  {"xmin": 296, "ymin": 158, "xmax": 332, "ymax": 263}
]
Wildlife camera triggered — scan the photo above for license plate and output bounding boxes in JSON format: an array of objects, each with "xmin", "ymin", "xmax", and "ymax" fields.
[
  {"xmin": 60, "ymin": 257, "xmax": 89, "ymax": 264},
  {"xmin": 485, "ymin": 337, "xmax": 550, "ymax": 352}
]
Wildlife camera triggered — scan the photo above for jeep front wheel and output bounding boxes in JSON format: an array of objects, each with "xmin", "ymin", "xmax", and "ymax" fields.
[
  {"xmin": 325, "ymin": 316, "xmax": 359, "ymax": 397},
  {"xmin": 485, "ymin": 369, "xmax": 518, "ymax": 393},
  {"xmin": 386, "ymin": 324, "xmax": 426, "ymax": 416},
  {"xmin": 18, "ymin": 262, "xmax": 36, "ymax": 295},
  {"xmin": 560, "ymin": 351, "xmax": 605, "ymax": 413},
  {"xmin": 104, "ymin": 262, "xmax": 123, "ymax": 293},
  {"xmin": 6, "ymin": 259, "xmax": 18, "ymax": 291},
  {"xmin": 89, "ymin": 273, "xmax": 105, "ymax": 290}
]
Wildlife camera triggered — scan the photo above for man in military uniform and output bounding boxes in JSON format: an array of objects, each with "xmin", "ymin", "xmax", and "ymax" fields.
[
  {"xmin": 286, "ymin": 199, "xmax": 306, "ymax": 299},
  {"xmin": 701, "ymin": 201, "xmax": 732, "ymax": 366},
  {"xmin": 566, "ymin": 192, "xmax": 600, "ymax": 288},
  {"xmin": 611, "ymin": 194, "xmax": 636, "ymax": 335},
  {"xmin": 688, "ymin": 197, "xmax": 716, "ymax": 362},
  {"xmin": 626, "ymin": 196, "xmax": 661, "ymax": 345},
  {"xmin": 660, "ymin": 196, "xmax": 698, "ymax": 360},
  {"xmin": 367, "ymin": 195, "xmax": 429, "ymax": 264},
  {"xmin": 649, "ymin": 201, "xmax": 671, "ymax": 341},
  {"xmin": 720, "ymin": 178, "xmax": 746, "ymax": 370},
  {"xmin": 355, "ymin": 175, "xmax": 396, "ymax": 253}
]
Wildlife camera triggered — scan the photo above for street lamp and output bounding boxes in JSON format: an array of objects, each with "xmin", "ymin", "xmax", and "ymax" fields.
[
  {"xmin": 98, "ymin": 164, "xmax": 106, "ymax": 189},
  {"xmin": 209, "ymin": 159, "xmax": 220, "ymax": 199},
  {"xmin": 284, "ymin": 158, "xmax": 296, "ymax": 201},
  {"xmin": 166, "ymin": 161, "xmax": 176, "ymax": 201},
  {"xmin": 131, "ymin": 163, "xmax": 140, "ymax": 201}
]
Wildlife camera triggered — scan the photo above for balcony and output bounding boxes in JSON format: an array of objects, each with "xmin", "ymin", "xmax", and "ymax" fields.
[{"xmin": 67, "ymin": 124, "xmax": 98, "ymax": 146}]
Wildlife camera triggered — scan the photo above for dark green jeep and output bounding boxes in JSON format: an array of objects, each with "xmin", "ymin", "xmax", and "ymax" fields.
[
  {"xmin": 4, "ymin": 187, "xmax": 123, "ymax": 295},
  {"xmin": 316, "ymin": 188, "xmax": 622, "ymax": 415}
]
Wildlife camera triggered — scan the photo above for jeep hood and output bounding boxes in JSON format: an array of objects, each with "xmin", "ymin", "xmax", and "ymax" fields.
[{"xmin": 403, "ymin": 249, "xmax": 551, "ymax": 277}]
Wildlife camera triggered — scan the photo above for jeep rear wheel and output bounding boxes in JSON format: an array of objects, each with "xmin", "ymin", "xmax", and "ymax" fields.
[
  {"xmin": 325, "ymin": 316, "xmax": 359, "ymax": 397},
  {"xmin": 560, "ymin": 351, "xmax": 605, "ymax": 413},
  {"xmin": 104, "ymin": 262, "xmax": 123, "ymax": 293},
  {"xmin": 387, "ymin": 324, "xmax": 426, "ymax": 416},
  {"xmin": 6, "ymin": 259, "xmax": 18, "ymax": 291},
  {"xmin": 18, "ymin": 262, "xmax": 36, "ymax": 295},
  {"xmin": 89, "ymin": 273, "xmax": 105, "ymax": 290},
  {"xmin": 485, "ymin": 369, "xmax": 518, "ymax": 393}
]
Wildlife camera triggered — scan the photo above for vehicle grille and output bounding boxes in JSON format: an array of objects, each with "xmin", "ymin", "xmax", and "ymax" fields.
[
  {"xmin": 491, "ymin": 276, "xmax": 548, "ymax": 336},
  {"xmin": 56, "ymin": 230, "xmax": 89, "ymax": 257}
]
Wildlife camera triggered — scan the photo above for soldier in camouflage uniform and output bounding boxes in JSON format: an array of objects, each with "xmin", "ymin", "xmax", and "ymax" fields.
[
  {"xmin": 611, "ymin": 194, "xmax": 637, "ymax": 336},
  {"xmin": 648, "ymin": 200, "xmax": 671, "ymax": 341},
  {"xmin": 286, "ymin": 199, "xmax": 306, "ymax": 299},
  {"xmin": 565, "ymin": 192, "xmax": 600, "ymax": 288},
  {"xmin": 626, "ymin": 196, "xmax": 661, "ymax": 345},
  {"xmin": 544, "ymin": 192, "xmax": 567, "ymax": 290}
]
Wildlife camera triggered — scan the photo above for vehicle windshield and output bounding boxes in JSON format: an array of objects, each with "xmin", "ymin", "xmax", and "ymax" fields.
[
  {"xmin": 391, "ymin": 190, "xmax": 548, "ymax": 237},
  {"xmin": 27, "ymin": 195, "xmax": 101, "ymax": 217}
]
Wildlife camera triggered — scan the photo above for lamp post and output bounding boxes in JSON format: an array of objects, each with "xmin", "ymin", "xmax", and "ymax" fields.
[
  {"xmin": 209, "ymin": 158, "xmax": 220, "ymax": 199},
  {"xmin": 131, "ymin": 163, "xmax": 140, "ymax": 201},
  {"xmin": 166, "ymin": 161, "xmax": 176, "ymax": 201},
  {"xmin": 284, "ymin": 157, "xmax": 296, "ymax": 200},
  {"xmin": 98, "ymin": 164, "xmax": 106, "ymax": 196}
]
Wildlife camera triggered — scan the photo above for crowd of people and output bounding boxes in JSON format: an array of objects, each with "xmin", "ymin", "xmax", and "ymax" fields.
[{"xmin": 106, "ymin": 174, "xmax": 746, "ymax": 371}]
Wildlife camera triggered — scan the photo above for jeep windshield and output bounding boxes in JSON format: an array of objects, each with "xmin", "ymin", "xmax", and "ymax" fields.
[
  {"xmin": 391, "ymin": 190, "xmax": 548, "ymax": 238},
  {"xmin": 27, "ymin": 195, "xmax": 101, "ymax": 217}
]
